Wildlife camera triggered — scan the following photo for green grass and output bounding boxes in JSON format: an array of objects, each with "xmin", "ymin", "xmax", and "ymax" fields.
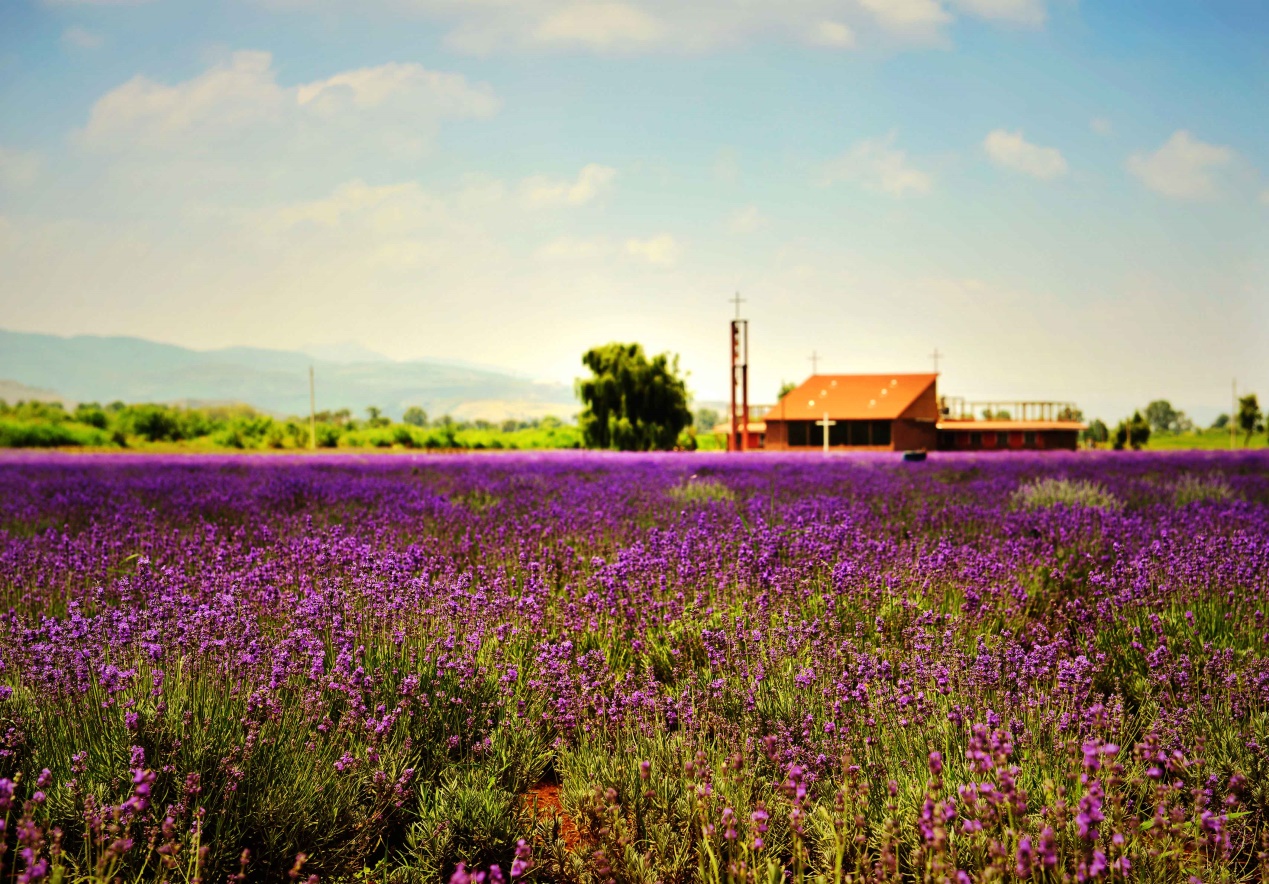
[
  {"xmin": 668, "ymin": 476, "xmax": 736, "ymax": 505},
  {"xmin": 1173, "ymin": 472, "xmax": 1235, "ymax": 505},
  {"xmin": 1144, "ymin": 427, "xmax": 1268, "ymax": 450}
]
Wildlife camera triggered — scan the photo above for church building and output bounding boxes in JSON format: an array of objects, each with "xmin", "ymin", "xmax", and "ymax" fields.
[
  {"xmin": 763, "ymin": 374, "xmax": 940, "ymax": 451},
  {"xmin": 757, "ymin": 373, "xmax": 1084, "ymax": 452}
]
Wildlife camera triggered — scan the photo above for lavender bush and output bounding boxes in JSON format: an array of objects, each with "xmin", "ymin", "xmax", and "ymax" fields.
[{"xmin": 0, "ymin": 451, "xmax": 1266, "ymax": 883}]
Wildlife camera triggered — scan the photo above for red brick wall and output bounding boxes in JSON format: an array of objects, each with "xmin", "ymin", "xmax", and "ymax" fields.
[
  {"xmin": 900, "ymin": 382, "xmax": 940, "ymax": 421},
  {"xmin": 893, "ymin": 420, "xmax": 937, "ymax": 452},
  {"xmin": 765, "ymin": 421, "xmax": 788, "ymax": 449},
  {"xmin": 756, "ymin": 419, "xmax": 942, "ymax": 452}
]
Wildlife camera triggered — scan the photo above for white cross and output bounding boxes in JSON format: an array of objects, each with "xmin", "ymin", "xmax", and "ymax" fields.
[{"xmin": 816, "ymin": 411, "xmax": 836, "ymax": 454}]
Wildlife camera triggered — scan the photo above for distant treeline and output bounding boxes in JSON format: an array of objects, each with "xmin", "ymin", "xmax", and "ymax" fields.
[
  {"xmin": 1085, "ymin": 396, "xmax": 1265, "ymax": 450},
  {"xmin": 0, "ymin": 400, "xmax": 581, "ymax": 451}
]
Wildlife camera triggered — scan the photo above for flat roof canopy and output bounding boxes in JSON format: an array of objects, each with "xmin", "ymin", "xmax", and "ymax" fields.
[{"xmin": 937, "ymin": 421, "xmax": 1086, "ymax": 431}]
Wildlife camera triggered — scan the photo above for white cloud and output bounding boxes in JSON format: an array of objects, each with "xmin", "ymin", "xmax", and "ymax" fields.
[
  {"xmin": 0, "ymin": 147, "xmax": 41, "ymax": 189},
  {"xmin": 240, "ymin": 177, "xmax": 500, "ymax": 275},
  {"xmin": 625, "ymin": 234, "xmax": 681, "ymax": 266},
  {"xmin": 727, "ymin": 205, "xmax": 766, "ymax": 234},
  {"xmin": 534, "ymin": 235, "xmax": 613, "ymax": 261},
  {"xmin": 808, "ymin": 20, "xmax": 856, "ymax": 48},
  {"xmin": 531, "ymin": 2, "xmax": 665, "ymax": 50},
  {"xmin": 259, "ymin": 0, "xmax": 1050, "ymax": 54},
  {"xmin": 83, "ymin": 51, "xmax": 283, "ymax": 148},
  {"xmin": 520, "ymin": 164, "xmax": 616, "ymax": 207},
  {"xmin": 1127, "ymin": 130, "xmax": 1233, "ymax": 199},
  {"xmin": 820, "ymin": 133, "xmax": 932, "ymax": 197},
  {"xmin": 857, "ymin": 0, "xmax": 950, "ymax": 37},
  {"xmin": 295, "ymin": 63, "xmax": 495, "ymax": 115},
  {"xmin": 81, "ymin": 51, "xmax": 499, "ymax": 152},
  {"xmin": 1090, "ymin": 117, "xmax": 1113, "ymax": 136},
  {"xmin": 62, "ymin": 27, "xmax": 104, "ymax": 49},
  {"xmin": 946, "ymin": 0, "xmax": 1045, "ymax": 26},
  {"xmin": 257, "ymin": 180, "xmax": 446, "ymax": 234},
  {"xmin": 982, "ymin": 129, "xmax": 1068, "ymax": 179}
]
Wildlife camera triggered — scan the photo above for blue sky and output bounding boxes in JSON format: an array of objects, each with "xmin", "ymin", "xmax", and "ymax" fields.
[{"xmin": 1, "ymin": 0, "xmax": 1266, "ymax": 422}]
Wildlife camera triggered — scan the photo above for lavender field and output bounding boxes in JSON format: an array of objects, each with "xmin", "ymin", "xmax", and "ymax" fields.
[{"xmin": 1, "ymin": 452, "xmax": 1267, "ymax": 884}]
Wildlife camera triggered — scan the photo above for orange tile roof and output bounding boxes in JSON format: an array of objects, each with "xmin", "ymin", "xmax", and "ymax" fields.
[{"xmin": 769, "ymin": 373, "xmax": 939, "ymax": 421}]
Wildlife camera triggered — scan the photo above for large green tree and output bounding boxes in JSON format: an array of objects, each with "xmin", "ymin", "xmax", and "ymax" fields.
[
  {"xmin": 1083, "ymin": 418, "xmax": 1109, "ymax": 446},
  {"xmin": 1144, "ymin": 399, "xmax": 1179, "ymax": 434},
  {"xmin": 1112, "ymin": 410, "xmax": 1151, "ymax": 450},
  {"xmin": 1237, "ymin": 393, "xmax": 1263, "ymax": 446},
  {"xmin": 577, "ymin": 343, "xmax": 692, "ymax": 451}
]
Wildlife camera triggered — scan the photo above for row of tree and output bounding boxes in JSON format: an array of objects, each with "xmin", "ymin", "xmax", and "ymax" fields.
[
  {"xmin": 0, "ymin": 398, "xmax": 577, "ymax": 450},
  {"xmin": 1085, "ymin": 395, "xmax": 1264, "ymax": 450}
]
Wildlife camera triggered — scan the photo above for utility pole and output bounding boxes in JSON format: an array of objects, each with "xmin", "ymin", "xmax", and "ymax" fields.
[
  {"xmin": 930, "ymin": 348, "xmax": 943, "ymax": 374},
  {"xmin": 729, "ymin": 293, "xmax": 749, "ymax": 453},
  {"xmin": 809, "ymin": 351, "xmax": 819, "ymax": 376},
  {"xmin": 309, "ymin": 365, "xmax": 317, "ymax": 451},
  {"xmin": 1231, "ymin": 379, "xmax": 1236, "ymax": 450}
]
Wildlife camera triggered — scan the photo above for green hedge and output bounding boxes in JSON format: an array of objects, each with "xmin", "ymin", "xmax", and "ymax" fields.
[{"xmin": 0, "ymin": 419, "xmax": 110, "ymax": 448}]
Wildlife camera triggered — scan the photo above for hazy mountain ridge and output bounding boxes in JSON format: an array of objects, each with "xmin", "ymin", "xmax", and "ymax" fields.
[{"xmin": 0, "ymin": 330, "xmax": 578, "ymax": 421}]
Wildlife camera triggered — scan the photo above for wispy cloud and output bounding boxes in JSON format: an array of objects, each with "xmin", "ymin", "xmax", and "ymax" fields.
[
  {"xmin": 529, "ymin": 2, "xmax": 664, "ymax": 50},
  {"xmin": 983, "ymin": 129, "xmax": 1067, "ymax": 179},
  {"xmin": 534, "ymin": 235, "xmax": 613, "ymax": 262},
  {"xmin": 820, "ymin": 133, "xmax": 932, "ymax": 197},
  {"xmin": 81, "ymin": 51, "xmax": 499, "ymax": 153},
  {"xmin": 1127, "ymin": 130, "xmax": 1233, "ymax": 199},
  {"xmin": 255, "ymin": 0, "xmax": 1051, "ymax": 55},
  {"xmin": 713, "ymin": 147, "xmax": 741, "ymax": 184},
  {"xmin": 43, "ymin": 0, "xmax": 155, "ymax": 5},
  {"xmin": 727, "ymin": 205, "xmax": 766, "ymax": 234},
  {"xmin": 0, "ymin": 147, "xmax": 41, "ymax": 189},
  {"xmin": 520, "ymin": 164, "xmax": 616, "ymax": 208},
  {"xmin": 807, "ymin": 20, "xmax": 856, "ymax": 48},
  {"xmin": 625, "ymin": 234, "xmax": 681, "ymax": 266},
  {"xmin": 857, "ymin": 0, "xmax": 950, "ymax": 39},
  {"xmin": 947, "ymin": 0, "xmax": 1045, "ymax": 26},
  {"xmin": 61, "ymin": 26, "xmax": 104, "ymax": 49}
]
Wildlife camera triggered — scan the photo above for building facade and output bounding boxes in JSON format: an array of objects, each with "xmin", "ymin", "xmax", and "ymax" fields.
[
  {"xmin": 763, "ymin": 374, "xmax": 940, "ymax": 452},
  {"xmin": 757, "ymin": 374, "xmax": 1084, "ymax": 453},
  {"xmin": 935, "ymin": 421, "xmax": 1082, "ymax": 451}
]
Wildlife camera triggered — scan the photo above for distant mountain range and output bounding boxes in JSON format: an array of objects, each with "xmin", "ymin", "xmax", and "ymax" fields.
[{"xmin": 0, "ymin": 330, "xmax": 578, "ymax": 421}]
